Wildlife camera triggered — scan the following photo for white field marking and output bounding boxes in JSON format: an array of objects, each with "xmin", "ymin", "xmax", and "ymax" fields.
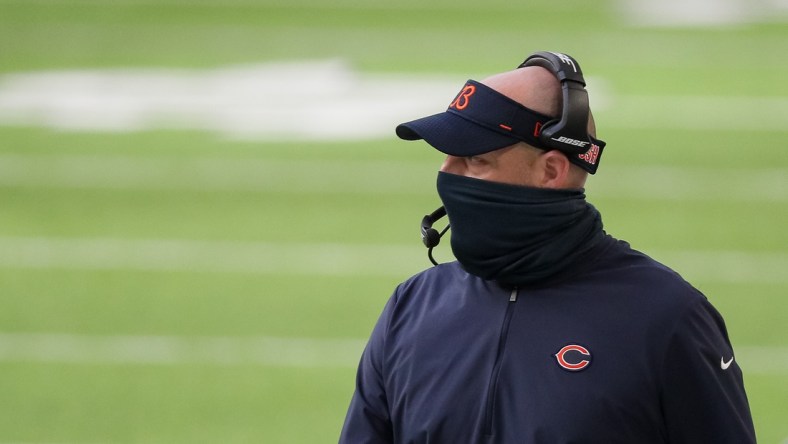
[
  {"xmin": 0, "ymin": 236, "xmax": 786, "ymax": 284},
  {"xmin": 0, "ymin": 0, "xmax": 528, "ymax": 9},
  {"xmin": 4, "ymin": 0, "xmax": 787, "ymax": 17},
  {"xmin": 0, "ymin": 333, "xmax": 784, "ymax": 375},
  {"xmin": 0, "ymin": 0, "xmax": 569, "ymax": 10},
  {"xmin": 620, "ymin": 0, "xmax": 788, "ymax": 26},
  {"xmin": 0, "ymin": 153, "xmax": 786, "ymax": 202},
  {"xmin": 0, "ymin": 237, "xmax": 422, "ymax": 277},
  {"xmin": 0, "ymin": 333, "xmax": 366, "ymax": 368},
  {"xmin": 617, "ymin": 0, "xmax": 779, "ymax": 26},
  {"xmin": 590, "ymin": 165, "xmax": 788, "ymax": 203},
  {"xmin": 0, "ymin": 60, "xmax": 464, "ymax": 141},
  {"xmin": 600, "ymin": 94, "xmax": 788, "ymax": 131},
  {"xmin": 0, "ymin": 154, "xmax": 436, "ymax": 196},
  {"xmin": 735, "ymin": 345, "xmax": 788, "ymax": 375},
  {"xmin": 0, "ymin": 61, "xmax": 786, "ymax": 138},
  {"xmin": 649, "ymin": 250, "xmax": 788, "ymax": 285}
]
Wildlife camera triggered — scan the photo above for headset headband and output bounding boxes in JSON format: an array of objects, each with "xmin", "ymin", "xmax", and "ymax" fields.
[{"xmin": 518, "ymin": 51, "xmax": 595, "ymax": 156}]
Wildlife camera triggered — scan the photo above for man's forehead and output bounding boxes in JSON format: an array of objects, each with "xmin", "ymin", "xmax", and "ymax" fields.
[{"xmin": 481, "ymin": 67, "xmax": 560, "ymax": 118}]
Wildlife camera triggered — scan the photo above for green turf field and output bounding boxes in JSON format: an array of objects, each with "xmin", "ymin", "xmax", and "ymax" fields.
[{"xmin": 0, "ymin": 0, "xmax": 786, "ymax": 442}]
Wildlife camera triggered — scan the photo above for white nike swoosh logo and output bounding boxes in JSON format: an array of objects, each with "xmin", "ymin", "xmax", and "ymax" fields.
[{"xmin": 721, "ymin": 356, "xmax": 734, "ymax": 370}]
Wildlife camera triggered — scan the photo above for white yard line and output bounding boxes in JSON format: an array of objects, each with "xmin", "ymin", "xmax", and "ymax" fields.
[
  {"xmin": 591, "ymin": 165, "xmax": 788, "ymax": 203},
  {"xmin": 0, "ymin": 153, "xmax": 785, "ymax": 202},
  {"xmin": 0, "ymin": 333, "xmax": 366, "ymax": 368},
  {"xmin": 0, "ymin": 61, "xmax": 463, "ymax": 141},
  {"xmin": 0, "ymin": 237, "xmax": 421, "ymax": 277},
  {"xmin": 0, "ymin": 61, "xmax": 786, "ymax": 139},
  {"xmin": 601, "ymin": 94, "xmax": 788, "ymax": 131},
  {"xmin": 0, "ymin": 236, "xmax": 785, "ymax": 284},
  {"xmin": 619, "ymin": 0, "xmax": 788, "ymax": 26},
  {"xmin": 0, "ymin": 332, "xmax": 783, "ymax": 374},
  {"xmin": 737, "ymin": 345, "xmax": 788, "ymax": 375},
  {"xmin": 0, "ymin": 154, "xmax": 435, "ymax": 196}
]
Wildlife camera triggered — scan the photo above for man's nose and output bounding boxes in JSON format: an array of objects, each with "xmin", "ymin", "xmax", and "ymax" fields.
[{"xmin": 440, "ymin": 155, "xmax": 464, "ymax": 174}]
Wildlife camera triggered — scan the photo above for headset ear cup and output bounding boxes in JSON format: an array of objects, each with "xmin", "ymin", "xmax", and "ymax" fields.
[{"xmin": 422, "ymin": 227, "xmax": 442, "ymax": 248}]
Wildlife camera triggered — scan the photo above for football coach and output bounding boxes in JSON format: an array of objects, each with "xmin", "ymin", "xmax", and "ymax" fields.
[{"xmin": 339, "ymin": 51, "xmax": 755, "ymax": 443}]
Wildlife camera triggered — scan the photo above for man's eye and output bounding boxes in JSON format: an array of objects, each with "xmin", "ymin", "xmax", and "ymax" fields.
[{"xmin": 467, "ymin": 156, "xmax": 484, "ymax": 164}]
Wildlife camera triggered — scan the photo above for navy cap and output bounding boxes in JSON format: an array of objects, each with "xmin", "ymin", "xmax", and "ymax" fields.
[
  {"xmin": 396, "ymin": 79, "xmax": 604, "ymax": 174},
  {"xmin": 396, "ymin": 80, "xmax": 549, "ymax": 156}
]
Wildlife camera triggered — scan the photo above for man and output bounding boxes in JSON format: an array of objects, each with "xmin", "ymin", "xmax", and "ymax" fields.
[{"xmin": 340, "ymin": 52, "xmax": 755, "ymax": 443}]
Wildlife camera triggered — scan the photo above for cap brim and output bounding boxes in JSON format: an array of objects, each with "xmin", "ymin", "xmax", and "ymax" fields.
[{"xmin": 395, "ymin": 111, "xmax": 520, "ymax": 157}]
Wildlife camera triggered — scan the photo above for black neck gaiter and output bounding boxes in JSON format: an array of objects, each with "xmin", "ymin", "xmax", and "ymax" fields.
[{"xmin": 436, "ymin": 171, "xmax": 605, "ymax": 287}]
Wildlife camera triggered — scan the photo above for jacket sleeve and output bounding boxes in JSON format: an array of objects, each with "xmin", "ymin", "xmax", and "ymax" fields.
[
  {"xmin": 339, "ymin": 295, "xmax": 395, "ymax": 443},
  {"xmin": 660, "ymin": 296, "xmax": 756, "ymax": 443}
]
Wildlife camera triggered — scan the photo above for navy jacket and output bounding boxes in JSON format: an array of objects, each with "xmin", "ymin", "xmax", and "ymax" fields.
[{"xmin": 340, "ymin": 236, "xmax": 755, "ymax": 443}]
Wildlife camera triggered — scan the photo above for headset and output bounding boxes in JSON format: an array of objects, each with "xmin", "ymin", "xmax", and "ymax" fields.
[
  {"xmin": 421, "ymin": 206, "xmax": 448, "ymax": 266},
  {"xmin": 517, "ymin": 51, "xmax": 593, "ymax": 155},
  {"xmin": 420, "ymin": 51, "xmax": 595, "ymax": 265}
]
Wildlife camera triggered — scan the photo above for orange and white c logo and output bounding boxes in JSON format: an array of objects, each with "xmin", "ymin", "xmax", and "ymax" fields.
[
  {"xmin": 449, "ymin": 84, "xmax": 476, "ymax": 110},
  {"xmin": 554, "ymin": 344, "xmax": 591, "ymax": 371}
]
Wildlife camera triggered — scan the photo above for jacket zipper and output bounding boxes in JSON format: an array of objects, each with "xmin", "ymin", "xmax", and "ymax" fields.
[{"xmin": 483, "ymin": 287, "xmax": 519, "ymax": 436}]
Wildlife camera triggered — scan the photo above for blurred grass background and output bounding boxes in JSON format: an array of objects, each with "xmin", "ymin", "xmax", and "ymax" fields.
[{"xmin": 0, "ymin": 0, "xmax": 786, "ymax": 442}]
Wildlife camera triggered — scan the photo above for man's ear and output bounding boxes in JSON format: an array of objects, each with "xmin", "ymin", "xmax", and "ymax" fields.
[{"xmin": 538, "ymin": 150, "xmax": 572, "ymax": 188}]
